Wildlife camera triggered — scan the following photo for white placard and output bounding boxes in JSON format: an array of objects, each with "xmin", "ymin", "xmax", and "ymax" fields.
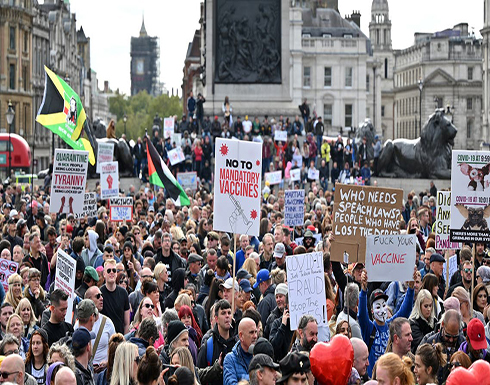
[
  {"xmin": 0, "ymin": 259, "xmax": 18, "ymax": 293},
  {"xmin": 96, "ymin": 142, "xmax": 114, "ymax": 173},
  {"xmin": 284, "ymin": 190, "xmax": 305, "ymax": 227},
  {"xmin": 171, "ymin": 133, "xmax": 182, "ymax": 147},
  {"xmin": 435, "ymin": 192, "xmax": 461, "ymax": 250},
  {"xmin": 109, "ymin": 197, "xmax": 133, "ymax": 222},
  {"xmin": 50, "ymin": 149, "xmax": 89, "ymax": 216},
  {"xmin": 443, "ymin": 254, "xmax": 458, "ymax": 283},
  {"xmin": 286, "ymin": 251, "xmax": 326, "ymax": 330},
  {"xmin": 55, "ymin": 249, "xmax": 76, "ymax": 323},
  {"xmin": 168, "ymin": 147, "xmax": 185, "ymax": 166},
  {"xmin": 177, "ymin": 172, "xmax": 198, "ymax": 192},
  {"xmin": 308, "ymin": 169, "xmax": 320, "ymax": 180},
  {"xmin": 213, "ymin": 138, "xmax": 262, "ymax": 236},
  {"xmin": 100, "ymin": 161, "xmax": 119, "ymax": 199},
  {"xmin": 290, "ymin": 168, "xmax": 301, "ymax": 182},
  {"xmin": 265, "ymin": 171, "xmax": 282, "ymax": 185},
  {"xmin": 164, "ymin": 118, "xmax": 175, "ymax": 138},
  {"xmin": 75, "ymin": 192, "xmax": 97, "ymax": 219},
  {"xmin": 365, "ymin": 234, "xmax": 416, "ymax": 282},
  {"xmin": 274, "ymin": 130, "xmax": 287, "ymax": 142}
]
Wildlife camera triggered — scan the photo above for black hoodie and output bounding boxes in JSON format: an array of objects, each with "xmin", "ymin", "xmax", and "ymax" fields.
[{"xmin": 164, "ymin": 268, "xmax": 186, "ymax": 309}]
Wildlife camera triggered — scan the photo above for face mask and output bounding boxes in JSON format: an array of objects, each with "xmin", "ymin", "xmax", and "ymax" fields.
[{"xmin": 372, "ymin": 298, "xmax": 387, "ymax": 323}]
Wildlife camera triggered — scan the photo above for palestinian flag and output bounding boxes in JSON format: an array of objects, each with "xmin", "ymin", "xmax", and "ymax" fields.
[
  {"xmin": 146, "ymin": 135, "xmax": 190, "ymax": 206},
  {"xmin": 36, "ymin": 66, "xmax": 95, "ymax": 165}
]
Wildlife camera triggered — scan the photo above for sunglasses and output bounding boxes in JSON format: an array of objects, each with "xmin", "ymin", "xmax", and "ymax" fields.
[
  {"xmin": 484, "ymin": 259, "xmax": 490, "ymax": 266},
  {"xmin": 134, "ymin": 232, "xmax": 140, "ymax": 235},
  {"xmin": 463, "ymin": 268, "xmax": 473, "ymax": 273},
  {"xmin": 142, "ymin": 275, "xmax": 153, "ymax": 279},
  {"xmin": 95, "ymin": 293, "xmax": 103, "ymax": 299},
  {"xmin": 0, "ymin": 370, "xmax": 19, "ymax": 378},
  {"xmin": 106, "ymin": 268, "xmax": 117, "ymax": 274},
  {"xmin": 143, "ymin": 303, "xmax": 155, "ymax": 309}
]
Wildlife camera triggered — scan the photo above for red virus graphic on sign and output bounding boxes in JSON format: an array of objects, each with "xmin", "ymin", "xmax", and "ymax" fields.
[
  {"xmin": 219, "ymin": 144, "xmax": 229, "ymax": 156},
  {"xmin": 256, "ymin": 160, "xmax": 260, "ymax": 166},
  {"xmin": 250, "ymin": 210, "xmax": 258, "ymax": 220}
]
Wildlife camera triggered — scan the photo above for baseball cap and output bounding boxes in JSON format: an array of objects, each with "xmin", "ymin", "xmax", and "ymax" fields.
[
  {"xmin": 254, "ymin": 269, "xmax": 271, "ymax": 289},
  {"xmin": 84, "ymin": 266, "xmax": 99, "ymax": 282},
  {"xmin": 237, "ymin": 269, "xmax": 252, "ymax": 280},
  {"xmin": 369, "ymin": 289, "xmax": 389, "ymax": 306},
  {"xmin": 72, "ymin": 328, "xmax": 95, "ymax": 350},
  {"xmin": 77, "ymin": 299, "xmax": 98, "ymax": 320},
  {"xmin": 9, "ymin": 209, "xmax": 18, "ymax": 218},
  {"xmin": 274, "ymin": 243, "xmax": 286, "ymax": 258},
  {"xmin": 220, "ymin": 278, "xmax": 239, "ymax": 292},
  {"xmin": 239, "ymin": 279, "xmax": 253, "ymax": 293},
  {"xmin": 468, "ymin": 318, "xmax": 487, "ymax": 350},
  {"xmin": 249, "ymin": 353, "xmax": 279, "ymax": 372},
  {"xmin": 430, "ymin": 253, "xmax": 445, "ymax": 263}
]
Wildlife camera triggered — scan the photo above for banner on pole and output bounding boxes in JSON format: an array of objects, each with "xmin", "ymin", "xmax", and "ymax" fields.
[
  {"xmin": 96, "ymin": 142, "xmax": 114, "ymax": 173},
  {"xmin": 75, "ymin": 192, "xmax": 97, "ymax": 219},
  {"xmin": 100, "ymin": 161, "xmax": 119, "ymax": 199},
  {"xmin": 284, "ymin": 190, "xmax": 305, "ymax": 227},
  {"xmin": 435, "ymin": 192, "xmax": 461, "ymax": 250},
  {"xmin": 109, "ymin": 197, "xmax": 133, "ymax": 222},
  {"xmin": 55, "ymin": 249, "xmax": 76, "ymax": 323}
]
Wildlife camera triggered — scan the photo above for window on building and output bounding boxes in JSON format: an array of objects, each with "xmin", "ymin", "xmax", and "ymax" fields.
[
  {"xmin": 467, "ymin": 97, "xmax": 473, "ymax": 111},
  {"xmin": 303, "ymin": 66, "xmax": 311, "ymax": 88},
  {"xmin": 468, "ymin": 67, "xmax": 474, "ymax": 80},
  {"xmin": 384, "ymin": 58, "xmax": 388, "ymax": 79},
  {"xmin": 9, "ymin": 64, "xmax": 15, "ymax": 90},
  {"xmin": 22, "ymin": 65, "xmax": 27, "ymax": 91},
  {"xmin": 9, "ymin": 26, "xmax": 15, "ymax": 50},
  {"xmin": 467, "ymin": 118, "xmax": 473, "ymax": 139},
  {"xmin": 345, "ymin": 104, "xmax": 353, "ymax": 128},
  {"xmin": 366, "ymin": 74, "xmax": 370, "ymax": 92},
  {"xmin": 324, "ymin": 104, "xmax": 333, "ymax": 127},
  {"xmin": 324, "ymin": 67, "xmax": 332, "ymax": 87},
  {"xmin": 24, "ymin": 31, "xmax": 28, "ymax": 52},
  {"xmin": 435, "ymin": 97, "xmax": 443, "ymax": 109},
  {"xmin": 381, "ymin": 105, "xmax": 385, "ymax": 117},
  {"xmin": 345, "ymin": 67, "xmax": 353, "ymax": 87}
]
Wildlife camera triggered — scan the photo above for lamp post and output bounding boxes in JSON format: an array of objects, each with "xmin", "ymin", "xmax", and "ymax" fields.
[
  {"xmin": 123, "ymin": 113, "xmax": 127, "ymax": 136},
  {"xmin": 6, "ymin": 101, "xmax": 15, "ymax": 182},
  {"xmin": 418, "ymin": 79, "xmax": 423, "ymax": 136}
]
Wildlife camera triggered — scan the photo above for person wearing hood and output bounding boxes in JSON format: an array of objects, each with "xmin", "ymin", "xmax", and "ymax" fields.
[
  {"xmin": 165, "ymin": 268, "xmax": 188, "ymax": 310},
  {"xmin": 81, "ymin": 230, "xmax": 103, "ymax": 268}
]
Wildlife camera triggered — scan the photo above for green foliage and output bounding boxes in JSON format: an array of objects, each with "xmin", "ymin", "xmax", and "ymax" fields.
[{"xmin": 109, "ymin": 91, "xmax": 182, "ymax": 140}]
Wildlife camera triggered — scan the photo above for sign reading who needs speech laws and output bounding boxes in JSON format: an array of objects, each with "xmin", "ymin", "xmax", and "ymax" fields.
[
  {"xmin": 50, "ymin": 149, "xmax": 89, "ymax": 216},
  {"xmin": 450, "ymin": 150, "xmax": 490, "ymax": 243},
  {"xmin": 213, "ymin": 138, "xmax": 262, "ymax": 236},
  {"xmin": 109, "ymin": 197, "xmax": 133, "ymax": 222},
  {"xmin": 284, "ymin": 190, "xmax": 305, "ymax": 227},
  {"xmin": 100, "ymin": 161, "xmax": 119, "ymax": 199},
  {"xmin": 55, "ymin": 249, "xmax": 76, "ymax": 323}
]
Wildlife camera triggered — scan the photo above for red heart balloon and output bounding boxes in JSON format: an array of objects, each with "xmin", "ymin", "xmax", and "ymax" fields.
[
  {"xmin": 310, "ymin": 335, "xmax": 354, "ymax": 385},
  {"xmin": 446, "ymin": 360, "xmax": 490, "ymax": 385}
]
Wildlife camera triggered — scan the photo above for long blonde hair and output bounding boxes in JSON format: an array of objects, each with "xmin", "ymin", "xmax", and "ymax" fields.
[
  {"xmin": 15, "ymin": 297, "xmax": 37, "ymax": 328},
  {"xmin": 5, "ymin": 273, "xmax": 23, "ymax": 309},
  {"xmin": 110, "ymin": 342, "xmax": 139, "ymax": 385},
  {"xmin": 170, "ymin": 347, "xmax": 198, "ymax": 384},
  {"xmin": 242, "ymin": 258, "xmax": 257, "ymax": 286},
  {"xmin": 409, "ymin": 289, "xmax": 435, "ymax": 328}
]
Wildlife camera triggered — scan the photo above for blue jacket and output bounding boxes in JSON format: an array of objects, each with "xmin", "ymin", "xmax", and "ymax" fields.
[
  {"xmin": 128, "ymin": 336, "xmax": 149, "ymax": 357},
  {"xmin": 358, "ymin": 287, "xmax": 414, "ymax": 377},
  {"xmin": 223, "ymin": 341, "xmax": 253, "ymax": 385}
]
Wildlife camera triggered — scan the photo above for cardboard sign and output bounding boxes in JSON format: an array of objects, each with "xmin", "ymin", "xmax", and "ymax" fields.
[
  {"xmin": 290, "ymin": 168, "xmax": 301, "ymax": 182},
  {"xmin": 213, "ymin": 138, "xmax": 262, "ymax": 236},
  {"xmin": 55, "ymin": 249, "xmax": 76, "ymax": 323},
  {"xmin": 286, "ymin": 251, "xmax": 327, "ymax": 330},
  {"xmin": 168, "ymin": 147, "xmax": 185, "ymax": 166},
  {"xmin": 109, "ymin": 197, "xmax": 133, "ymax": 222},
  {"xmin": 96, "ymin": 142, "xmax": 114, "ymax": 173},
  {"xmin": 450, "ymin": 150, "xmax": 490, "ymax": 242},
  {"xmin": 100, "ymin": 161, "xmax": 119, "ymax": 199},
  {"xmin": 75, "ymin": 192, "xmax": 97, "ymax": 219},
  {"xmin": 284, "ymin": 190, "xmax": 305, "ymax": 227},
  {"xmin": 274, "ymin": 130, "xmax": 287, "ymax": 142},
  {"xmin": 164, "ymin": 118, "xmax": 174, "ymax": 138},
  {"xmin": 308, "ymin": 169, "xmax": 320, "ymax": 180},
  {"xmin": 50, "ymin": 149, "xmax": 89, "ymax": 216},
  {"xmin": 331, "ymin": 184, "xmax": 403, "ymax": 262},
  {"xmin": 365, "ymin": 235, "xmax": 416, "ymax": 282},
  {"xmin": 265, "ymin": 171, "xmax": 282, "ymax": 185},
  {"xmin": 0, "ymin": 259, "xmax": 18, "ymax": 292},
  {"xmin": 435, "ymin": 192, "xmax": 461, "ymax": 250},
  {"xmin": 177, "ymin": 172, "xmax": 198, "ymax": 192}
]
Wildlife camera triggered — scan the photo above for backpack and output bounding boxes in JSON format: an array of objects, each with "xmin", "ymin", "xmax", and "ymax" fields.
[{"xmin": 206, "ymin": 336, "xmax": 214, "ymax": 366}]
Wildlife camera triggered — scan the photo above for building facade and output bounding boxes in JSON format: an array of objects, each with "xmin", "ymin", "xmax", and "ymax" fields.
[{"xmin": 482, "ymin": 0, "xmax": 490, "ymax": 146}]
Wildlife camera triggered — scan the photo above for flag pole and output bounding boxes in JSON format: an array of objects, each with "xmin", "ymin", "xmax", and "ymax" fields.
[
  {"xmin": 31, "ymin": 124, "xmax": 36, "ymax": 208},
  {"xmin": 232, "ymin": 233, "xmax": 236, "ymax": 315}
]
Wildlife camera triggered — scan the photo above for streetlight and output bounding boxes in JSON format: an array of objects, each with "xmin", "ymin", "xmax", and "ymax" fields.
[
  {"xmin": 418, "ymin": 79, "xmax": 423, "ymax": 136},
  {"xmin": 123, "ymin": 113, "xmax": 127, "ymax": 136},
  {"xmin": 6, "ymin": 101, "xmax": 15, "ymax": 182}
]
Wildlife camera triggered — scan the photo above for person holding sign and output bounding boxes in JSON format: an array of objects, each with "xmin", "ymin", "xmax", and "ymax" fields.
[{"xmin": 359, "ymin": 269, "xmax": 416, "ymax": 377}]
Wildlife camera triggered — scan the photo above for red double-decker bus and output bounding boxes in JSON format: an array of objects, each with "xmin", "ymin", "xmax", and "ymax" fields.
[{"xmin": 0, "ymin": 134, "xmax": 31, "ymax": 172}]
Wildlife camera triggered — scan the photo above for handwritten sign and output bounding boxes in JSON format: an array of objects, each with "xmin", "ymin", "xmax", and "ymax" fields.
[
  {"xmin": 96, "ymin": 142, "xmax": 114, "ymax": 173},
  {"xmin": 100, "ymin": 161, "xmax": 119, "ymax": 199},
  {"xmin": 75, "ymin": 192, "xmax": 97, "ymax": 219},
  {"xmin": 308, "ymin": 169, "xmax": 319, "ymax": 180},
  {"xmin": 164, "ymin": 118, "xmax": 174, "ymax": 138},
  {"xmin": 274, "ymin": 130, "xmax": 287, "ymax": 142},
  {"xmin": 0, "ymin": 259, "xmax": 18, "ymax": 292},
  {"xmin": 284, "ymin": 190, "xmax": 305, "ymax": 227},
  {"xmin": 168, "ymin": 147, "xmax": 185, "ymax": 166},
  {"xmin": 265, "ymin": 171, "xmax": 282, "ymax": 185},
  {"xmin": 290, "ymin": 168, "xmax": 301, "ymax": 182},
  {"xmin": 171, "ymin": 133, "xmax": 182, "ymax": 147},
  {"xmin": 55, "ymin": 250, "xmax": 76, "ymax": 323},
  {"xmin": 435, "ymin": 192, "xmax": 461, "ymax": 250},
  {"xmin": 109, "ymin": 197, "xmax": 133, "ymax": 222},
  {"xmin": 286, "ymin": 251, "xmax": 326, "ymax": 330},
  {"xmin": 177, "ymin": 172, "xmax": 198, "ymax": 192},
  {"xmin": 443, "ymin": 254, "xmax": 458, "ymax": 283},
  {"xmin": 365, "ymin": 235, "xmax": 416, "ymax": 282},
  {"xmin": 450, "ymin": 150, "xmax": 490, "ymax": 242},
  {"xmin": 332, "ymin": 184, "xmax": 403, "ymax": 262}
]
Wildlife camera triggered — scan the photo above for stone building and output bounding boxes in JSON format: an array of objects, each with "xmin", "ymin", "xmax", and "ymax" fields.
[{"xmin": 481, "ymin": 0, "xmax": 490, "ymax": 146}]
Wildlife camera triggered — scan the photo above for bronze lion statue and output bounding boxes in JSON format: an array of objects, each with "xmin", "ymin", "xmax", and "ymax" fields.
[{"xmin": 377, "ymin": 109, "xmax": 457, "ymax": 179}]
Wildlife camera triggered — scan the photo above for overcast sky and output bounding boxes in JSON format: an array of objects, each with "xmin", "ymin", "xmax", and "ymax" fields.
[{"xmin": 68, "ymin": 0, "xmax": 483, "ymax": 96}]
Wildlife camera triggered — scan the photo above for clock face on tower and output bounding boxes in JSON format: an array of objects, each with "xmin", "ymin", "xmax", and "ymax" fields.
[{"xmin": 136, "ymin": 59, "xmax": 144, "ymax": 75}]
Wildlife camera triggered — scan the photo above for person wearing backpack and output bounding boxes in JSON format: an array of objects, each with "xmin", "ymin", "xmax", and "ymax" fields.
[{"xmin": 197, "ymin": 300, "xmax": 235, "ymax": 385}]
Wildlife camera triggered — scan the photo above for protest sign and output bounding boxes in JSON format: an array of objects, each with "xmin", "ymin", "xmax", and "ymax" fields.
[
  {"xmin": 435, "ymin": 192, "xmax": 461, "ymax": 250},
  {"xmin": 177, "ymin": 172, "xmax": 198, "ymax": 192},
  {"xmin": 308, "ymin": 169, "xmax": 320, "ymax": 180},
  {"xmin": 443, "ymin": 254, "xmax": 458, "ymax": 283},
  {"xmin": 286, "ymin": 251, "xmax": 326, "ymax": 330},
  {"xmin": 55, "ymin": 250, "xmax": 76, "ymax": 323},
  {"xmin": 75, "ymin": 192, "xmax": 97, "ymax": 219},
  {"xmin": 290, "ymin": 168, "xmax": 301, "ymax": 182},
  {"xmin": 264, "ymin": 171, "xmax": 282, "ymax": 185},
  {"xmin": 50, "ymin": 149, "xmax": 89, "ymax": 216},
  {"xmin": 109, "ymin": 197, "xmax": 133, "ymax": 222},
  {"xmin": 0, "ymin": 259, "xmax": 18, "ymax": 292},
  {"xmin": 450, "ymin": 150, "xmax": 490, "ymax": 242},
  {"xmin": 213, "ymin": 138, "xmax": 262, "ymax": 236},
  {"xmin": 274, "ymin": 130, "xmax": 287, "ymax": 142},
  {"xmin": 365, "ymin": 235, "xmax": 416, "ymax": 282},
  {"xmin": 96, "ymin": 142, "xmax": 114, "ymax": 173},
  {"xmin": 171, "ymin": 133, "xmax": 182, "ymax": 147},
  {"xmin": 164, "ymin": 118, "xmax": 174, "ymax": 138},
  {"xmin": 168, "ymin": 147, "xmax": 185, "ymax": 166},
  {"xmin": 284, "ymin": 190, "xmax": 305, "ymax": 227},
  {"xmin": 100, "ymin": 161, "xmax": 119, "ymax": 199},
  {"xmin": 331, "ymin": 184, "xmax": 403, "ymax": 263}
]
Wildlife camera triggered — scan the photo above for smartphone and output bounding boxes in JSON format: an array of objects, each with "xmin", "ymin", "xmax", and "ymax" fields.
[{"xmin": 162, "ymin": 364, "xmax": 178, "ymax": 376}]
